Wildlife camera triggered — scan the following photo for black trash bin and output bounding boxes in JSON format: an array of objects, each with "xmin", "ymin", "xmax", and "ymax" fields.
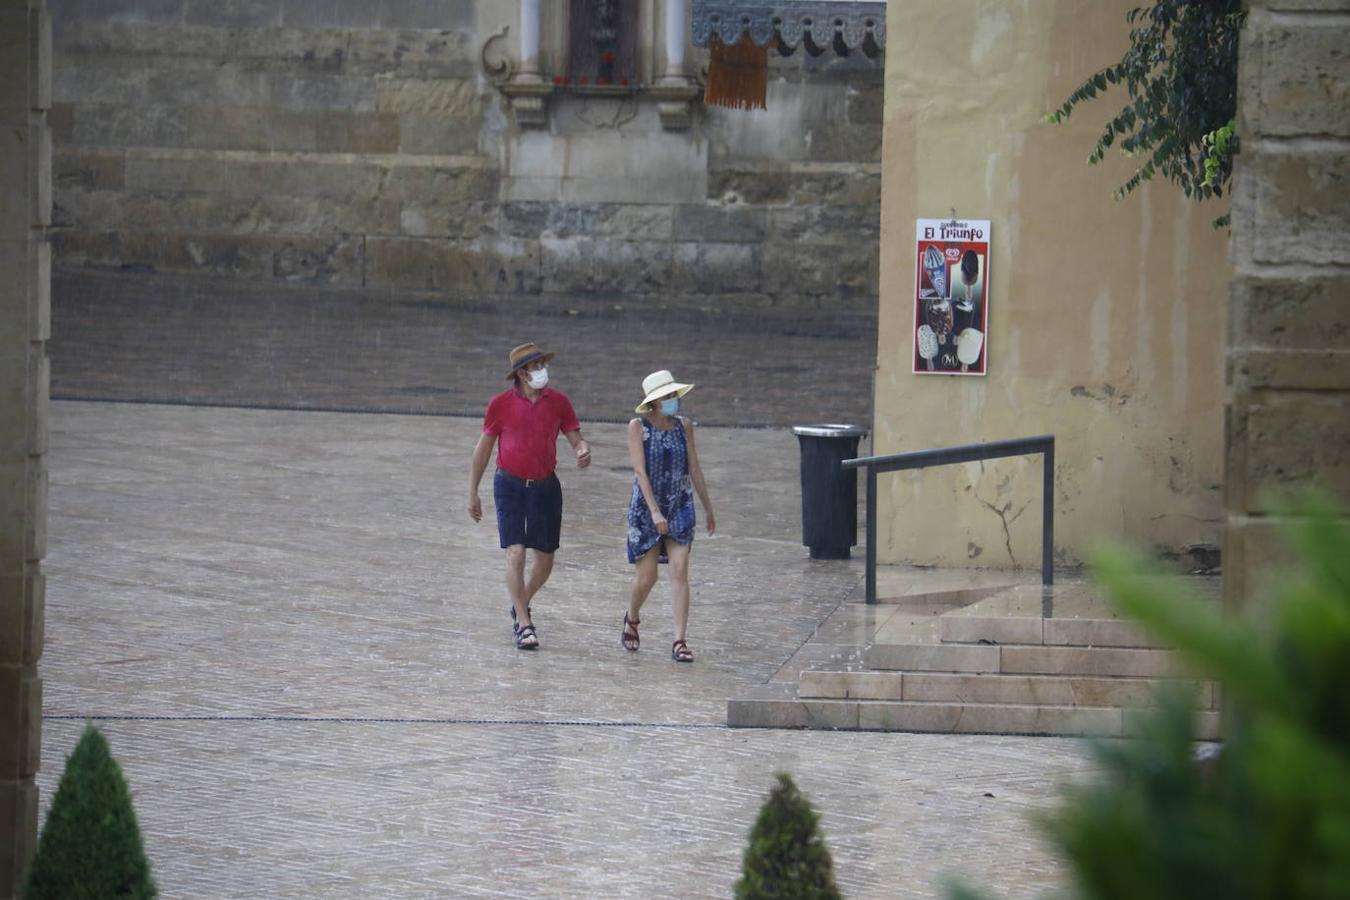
[{"xmin": 792, "ymin": 424, "xmax": 868, "ymax": 560}]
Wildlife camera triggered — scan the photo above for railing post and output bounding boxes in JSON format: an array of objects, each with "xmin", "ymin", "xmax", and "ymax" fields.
[
  {"xmin": 1042, "ymin": 439, "xmax": 1054, "ymax": 586},
  {"xmin": 865, "ymin": 468, "xmax": 877, "ymax": 604}
]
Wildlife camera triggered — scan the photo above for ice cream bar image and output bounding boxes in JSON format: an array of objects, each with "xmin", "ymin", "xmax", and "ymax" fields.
[
  {"xmin": 956, "ymin": 328, "xmax": 984, "ymax": 370},
  {"xmin": 923, "ymin": 245, "xmax": 947, "ymax": 298},
  {"xmin": 917, "ymin": 324, "xmax": 939, "ymax": 370}
]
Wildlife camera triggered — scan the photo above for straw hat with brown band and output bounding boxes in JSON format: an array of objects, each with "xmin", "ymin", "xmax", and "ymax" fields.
[{"xmin": 505, "ymin": 342, "xmax": 555, "ymax": 380}]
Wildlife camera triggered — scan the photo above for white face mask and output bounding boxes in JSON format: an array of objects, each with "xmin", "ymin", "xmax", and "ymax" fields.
[{"xmin": 526, "ymin": 367, "xmax": 549, "ymax": 390}]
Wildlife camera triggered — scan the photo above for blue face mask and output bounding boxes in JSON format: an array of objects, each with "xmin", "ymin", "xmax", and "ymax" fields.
[{"xmin": 659, "ymin": 397, "xmax": 680, "ymax": 416}]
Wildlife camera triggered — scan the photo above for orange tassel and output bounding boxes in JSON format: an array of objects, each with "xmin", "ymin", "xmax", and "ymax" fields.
[{"xmin": 704, "ymin": 34, "xmax": 768, "ymax": 111}]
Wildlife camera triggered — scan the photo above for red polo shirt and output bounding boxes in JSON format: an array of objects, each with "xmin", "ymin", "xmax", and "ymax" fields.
[{"xmin": 483, "ymin": 386, "xmax": 581, "ymax": 481}]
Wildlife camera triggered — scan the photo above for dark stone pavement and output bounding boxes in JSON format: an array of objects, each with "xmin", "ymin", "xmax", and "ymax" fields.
[{"xmin": 50, "ymin": 270, "xmax": 877, "ymax": 428}]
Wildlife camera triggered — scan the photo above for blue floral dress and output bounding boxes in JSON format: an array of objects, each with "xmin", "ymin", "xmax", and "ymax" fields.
[{"xmin": 627, "ymin": 417, "xmax": 696, "ymax": 563}]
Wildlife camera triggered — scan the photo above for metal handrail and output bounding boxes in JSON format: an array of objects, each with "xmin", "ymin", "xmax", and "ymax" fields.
[{"xmin": 842, "ymin": 435, "xmax": 1055, "ymax": 604}]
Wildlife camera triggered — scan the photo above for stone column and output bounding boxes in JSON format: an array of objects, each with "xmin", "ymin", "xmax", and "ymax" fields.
[
  {"xmin": 1224, "ymin": 0, "xmax": 1350, "ymax": 609},
  {"xmin": 516, "ymin": 0, "xmax": 543, "ymax": 82},
  {"xmin": 0, "ymin": 0, "xmax": 49, "ymax": 896},
  {"xmin": 662, "ymin": 0, "xmax": 689, "ymax": 83}
]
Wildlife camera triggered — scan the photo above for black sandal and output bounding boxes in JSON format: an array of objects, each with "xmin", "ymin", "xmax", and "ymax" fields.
[
  {"xmin": 671, "ymin": 639, "xmax": 693, "ymax": 663},
  {"xmin": 510, "ymin": 605, "xmax": 534, "ymax": 633},
  {"xmin": 621, "ymin": 612, "xmax": 640, "ymax": 652},
  {"xmin": 515, "ymin": 623, "xmax": 539, "ymax": 651}
]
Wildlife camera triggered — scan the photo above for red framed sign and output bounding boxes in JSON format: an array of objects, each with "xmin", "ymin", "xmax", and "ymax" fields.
[{"xmin": 913, "ymin": 218, "xmax": 990, "ymax": 376}]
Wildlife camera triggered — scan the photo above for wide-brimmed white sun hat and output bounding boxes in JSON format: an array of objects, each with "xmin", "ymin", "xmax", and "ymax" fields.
[{"xmin": 635, "ymin": 370, "xmax": 695, "ymax": 413}]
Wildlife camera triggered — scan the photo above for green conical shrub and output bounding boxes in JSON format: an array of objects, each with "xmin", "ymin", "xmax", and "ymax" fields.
[
  {"xmin": 735, "ymin": 772, "xmax": 842, "ymax": 899},
  {"xmin": 23, "ymin": 726, "xmax": 156, "ymax": 900}
]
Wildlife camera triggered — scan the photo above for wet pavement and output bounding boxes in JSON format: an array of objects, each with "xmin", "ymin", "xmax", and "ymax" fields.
[
  {"xmin": 37, "ymin": 399, "xmax": 1096, "ymax": 898},
  {"xmin": 49, "ymin": 270, "xmax": 876, "ymax": 428}
]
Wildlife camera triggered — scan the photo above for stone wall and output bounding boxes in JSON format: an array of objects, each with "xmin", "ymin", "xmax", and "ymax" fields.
[
  {"xmin": 0, "ymin": 0, "xmax": 49, "ymax": 894},
  {"xmin": 47, "ymin": 1, "xmax": 881, "ymax": 310},
  {"xmin": 1224, "ymin": 0, "xmax": 1350, "ymax": 607}
]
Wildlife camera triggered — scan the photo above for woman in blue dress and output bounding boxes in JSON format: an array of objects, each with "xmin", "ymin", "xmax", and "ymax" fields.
[{"xmin": 622, "ymin": 370, "xmax": 716, "ymax": 662}]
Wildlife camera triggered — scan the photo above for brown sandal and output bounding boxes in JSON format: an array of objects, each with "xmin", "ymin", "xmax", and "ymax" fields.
[
  {"xmin": 671, "ymin": 639, "xmax": 693, "ymax": 663},
  {"xmin": 621, "ymin": 612, "xmax": 640, "ymax": 652}
]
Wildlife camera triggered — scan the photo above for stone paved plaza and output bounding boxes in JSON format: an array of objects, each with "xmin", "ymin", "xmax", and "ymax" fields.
[{"xmin": 38, "ymin": 400, "xmax": 1096, "ymax": 898}]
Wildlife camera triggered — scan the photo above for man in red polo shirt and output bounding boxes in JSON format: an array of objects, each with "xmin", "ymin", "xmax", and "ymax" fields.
[{"xmin": 468, "ymin": 342, "xmax": 591, "ymax": 650}]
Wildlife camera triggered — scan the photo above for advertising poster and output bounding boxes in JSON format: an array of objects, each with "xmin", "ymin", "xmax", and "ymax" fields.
[{"xmin": 913, "ymin": 218, "xmax": 990, "ymax": 376}]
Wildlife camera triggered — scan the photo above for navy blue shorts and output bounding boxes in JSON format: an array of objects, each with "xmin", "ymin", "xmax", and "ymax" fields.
[{"xmin": 494, "ymin": 470, "xmax": 562, "ymax": 553}]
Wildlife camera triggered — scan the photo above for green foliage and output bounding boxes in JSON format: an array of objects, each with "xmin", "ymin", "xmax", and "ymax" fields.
[
  {"xmin": 735, "ymin": 773, "xmax": 842, "ymax": 900},
  {"xmin": 950, "ymin": 493, "xmax": 1350, "ymax": 900},
  {"xmin": 23, "ymin": 726, "xmax": 157, "ymax": 900},
  {"xmin": 1044, "ymin": 1, "xmax": 1245, "ymax": 228}
]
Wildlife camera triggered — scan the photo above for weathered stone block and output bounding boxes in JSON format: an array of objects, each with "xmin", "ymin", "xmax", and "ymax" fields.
[
  {"xmin": 846, "ymin": 84, "xmax": 884, "ymax": 125},
  {"xmin": 539, "ymin": 237, "xmax": 594, "ymax": 293},
  {"xmin": 0, "ymin": 781, "xmax": 40, "ymax": 895},
  {"xmin": 805, "ymin": 122, "xmax": 883, "ymax": 162},
  {"xmin": 1253, "ymin": 20, "xmax": 1350, "ymax": 137},
  {"xmin": 30, "ymin": 112, "xmax": 51, "ymax": 229},
  {"xmin": 1241, "ymin": 392, "xmax": 1350, "ymax": 507},
  {"xmin": 54, "ymin": 20, "xmax": 222, "ymax": 66},
  {"xmin": 591, "ymin": 240, "xmax": 673, "ymax": 295},
  {"xmin": 271, "ymin": 236, "xmax": 365, "ymax": 284},
  {"xmin": 398, "ymin": 114, "xmax": 481, "ymax": 156},
  {"xmin": 758, "ymin": 243, "xmax": 837, "ymax": 297},
  {"xmin": 32, "ymin": 240, "xmax": 51, "ymax": 344},
  {"xmin": 366, "ymin": 236, "xmax": 540, "ymax": 295},
  {"xmin": 31, "ymin": 3, "xmax": 51, "ymax": 112},
  {"xmin": 769, "ymin": 205, "xmax": 880, "ymax": 245},
  {"xmin": 282, "ymin": 0, "xmax": 379, "ymax": 28},
  {"xmin": 184, "ymin": 0, "xmax": 282, "ymax": 29},
  {"xmin": 1251, "ymin": 150, "xmax": 1350, "ymax": 266},
  {"xmin": 594, "ymin": 204, "xmax": 674, "ymax": 242},
  {"xmin": 693, "ymin": 243, "xmax": 758, "ymax": 293},
  {"xmin": 400, "ymin": 202, "xmax": 493, "ymax": 240},
  {"xmin": 49, "ymin": 228, "xmax": 121, "ymax": 268},
  {"xmin": 376, "ymin": 77, "xmax": 479, "ymax": 116},
  {"xmin": 707, "ymin": 168, "xmax": 790, "ymax": 204},
  {"xmin": 788, "ymin": 168, "xmax": 881, "ymax": 207},
  {"xmin": 1231, "ymin": 274, "xmax": 1350, "ymax": 351},
  {"xmin": 54, "ymin": 147, "xmax": 126, "ymax": 191},
  {"xmin": 381, "ymin": 161, "xmax": 499, "ymax": 205},
  {"xmin": 54, "ymin": 64, "xmax": 151, "ymax": 107},
  {"xmin": 0, "ymin": 573, "xmax": 43, "ymax": 667},
  {"xmin": 344, "ymin": 29, "xmax": 478, "ymax": 79},
  {"xmin": 0, "ymin": 354, "xmax": 41, "ymax": 460},
  {"xmin": 118, "ymin": 231, "xmax": 274, "ymax": 278},
  {"xmin": 69, "ymin": 103, "xmax": 190, "ymax": 148},
  {"xmin": 318, "ymin": 109, "xmax": 402, "ymax": 154},
  {"xmin": 103, "ymin": 190, "xmax": 399, "ymax": 238},
  {"xmin": 270, "ymin": 73, "xmax": 377, "ymax": 113},
  {"xmin": 0, "ymin": 460, "xmax": 45, "ymax": 565},
  {"xmin": 51, "ymin": 0, "xmax": 186, "ymax": 25},
  {"xmin": 0, "ymin": 668, "xmax": 42, "ymax": 776},
  {"xmin": 673, "ymin": 204, "xmax": 767, "ymax": 243},
  {"xmin": 1241, "ymin": 349, "xmax": 1350, "ymax": 391}
]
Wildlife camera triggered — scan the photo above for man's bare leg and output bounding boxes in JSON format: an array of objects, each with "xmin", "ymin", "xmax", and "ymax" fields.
[{"xmin": 522, "ymin": 550, "xmax": 554, "ymax": 614}]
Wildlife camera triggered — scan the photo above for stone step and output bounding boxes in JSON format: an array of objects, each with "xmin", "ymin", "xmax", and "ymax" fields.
[
  {"xmin": 798, "ymin": 670, "xmax": 1215, "ymax": 709},
  {"xmin": 867, "ymin": 642, "xmax": 1187, "ymax": 678},
  {"xmin": 940, "ymin": 614, "xmax": 1164, "ymax": 649},
  {"xmin": 727, "ymin": 695, "xmax": 1221, "ymax": 739}
]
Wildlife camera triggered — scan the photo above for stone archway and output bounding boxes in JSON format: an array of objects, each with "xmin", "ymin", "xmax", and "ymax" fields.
[{"xmin": 1, "ymin": 1, "xmax": 49, "ymax": 896}]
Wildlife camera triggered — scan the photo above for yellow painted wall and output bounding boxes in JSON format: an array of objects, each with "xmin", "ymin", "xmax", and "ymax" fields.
[{"xmin": 875, "ymin": 0, "xmax": 1230, "ymax": 568}]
